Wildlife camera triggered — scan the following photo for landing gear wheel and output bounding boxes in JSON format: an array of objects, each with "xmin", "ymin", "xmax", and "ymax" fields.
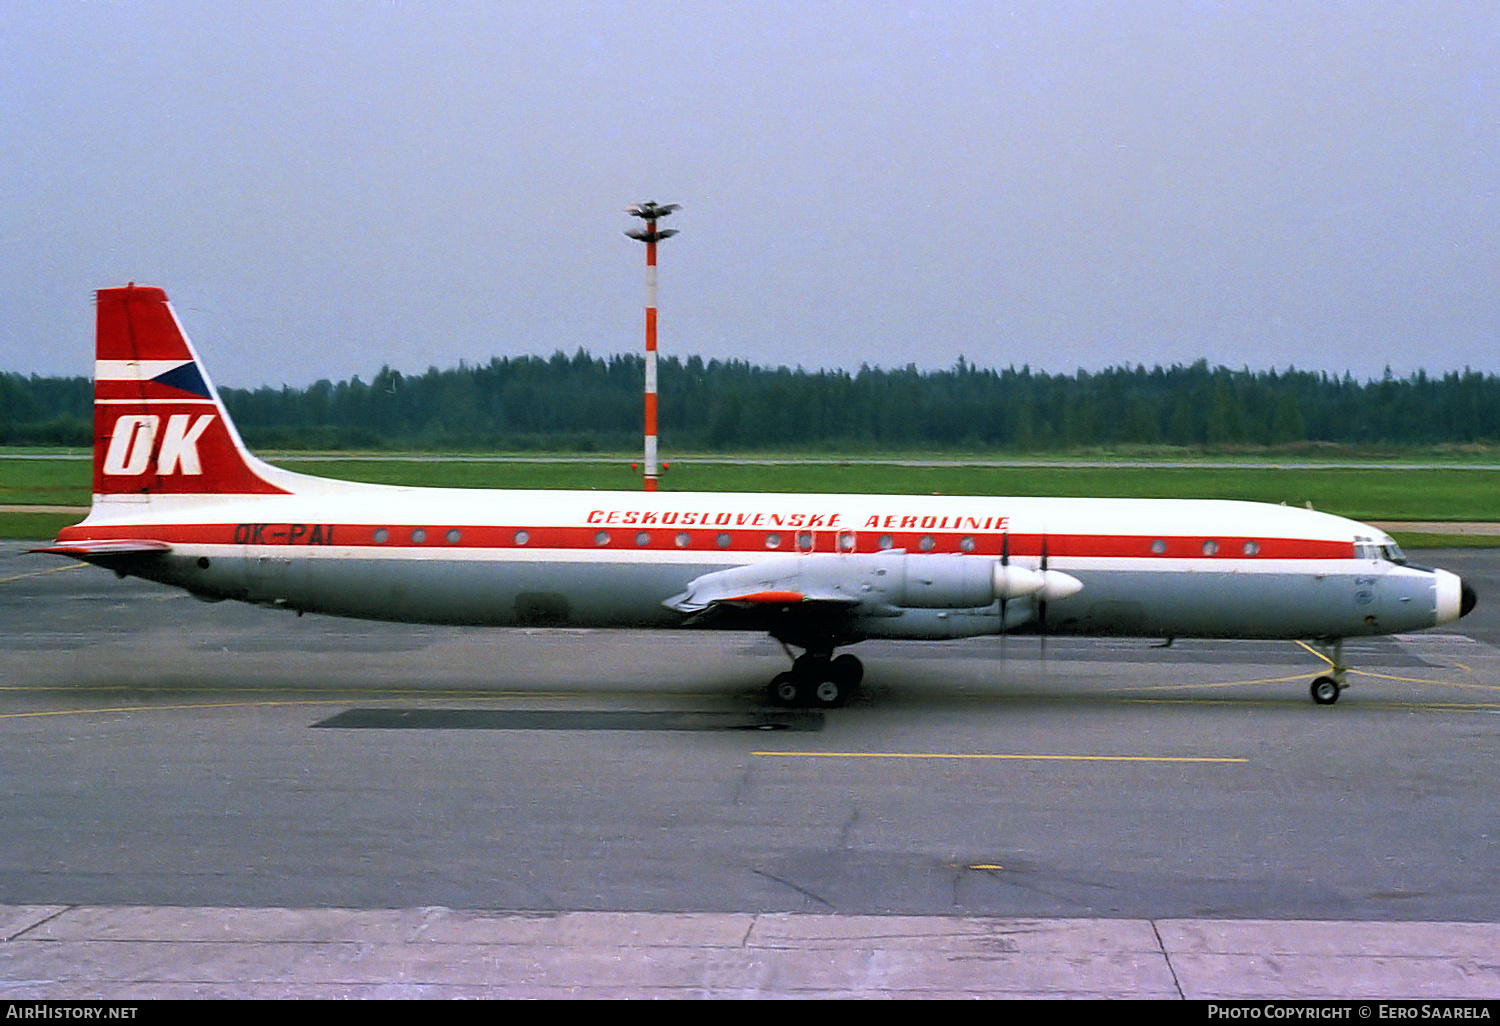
[
  {"xmin": 769, "ymin": 672, "xmax": 801, "ymax": 707},
  {"xmin": 829, "ymin": 653, "xmax": 863, "ymax": 688},
  {"xmin": 768, "ymin": 650, "xmax": 861, "ymax": 709},
  {"xmin": 813, "ymin": 678, "xmax": 847, "ymax": 709},
  {"xmin": 1310, "ymin": 676, "xmax": 1341, "ymax": 705}
]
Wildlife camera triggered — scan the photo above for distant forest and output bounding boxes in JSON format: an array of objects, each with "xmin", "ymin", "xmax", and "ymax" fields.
[{"xmin": 3, "ymin": 355, "xmax": 1499, "ymax": 452}]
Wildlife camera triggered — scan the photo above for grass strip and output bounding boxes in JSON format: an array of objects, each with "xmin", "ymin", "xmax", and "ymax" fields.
[{"xmin": 2, "ymin": 457, "xmax": 1497, "ymax": 523}]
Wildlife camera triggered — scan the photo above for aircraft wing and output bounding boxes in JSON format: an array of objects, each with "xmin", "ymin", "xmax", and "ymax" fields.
[{"xmin": 664, "ymin": 559, "xmax": 862, "ymax": 624}]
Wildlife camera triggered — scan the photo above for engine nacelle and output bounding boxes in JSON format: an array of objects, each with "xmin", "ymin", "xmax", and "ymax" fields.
[
  {"xmin": 885, "ymin": 555, "xmax": 1079, "ymax": 607},
  {"xmin": 889, "ymin": 554, "xmax": 1006, "ymax": 608}
]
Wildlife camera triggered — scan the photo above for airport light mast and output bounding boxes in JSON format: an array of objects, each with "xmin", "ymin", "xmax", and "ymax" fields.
[{"xmin": 625, "ymin": 201, "xmax": 679, "ymax": 492}]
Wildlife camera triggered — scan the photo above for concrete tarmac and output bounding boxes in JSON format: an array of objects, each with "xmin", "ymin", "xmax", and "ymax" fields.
[
  {"xmin": 6, "ymin": 906, "xmax": 1500, "ymax": 999},
  {"xmin": 1, "ymin": 543, "xmax": 1497, "ymax": 998}
]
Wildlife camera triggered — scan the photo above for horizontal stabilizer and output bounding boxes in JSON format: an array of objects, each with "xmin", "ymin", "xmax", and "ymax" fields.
[{"xmin": 31, "ymin": 539, "xmax": 173, "ymax": 558}]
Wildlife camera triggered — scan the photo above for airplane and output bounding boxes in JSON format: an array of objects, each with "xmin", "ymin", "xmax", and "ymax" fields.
[{"xmin": 35, "ymin": 284, "xmax": 1477, "ymax": 709}]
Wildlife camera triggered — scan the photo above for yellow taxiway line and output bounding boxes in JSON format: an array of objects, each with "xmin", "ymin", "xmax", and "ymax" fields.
[
  {"xmin": 1120, "ymin": 672, "xmax": 1312, "ymax": 692},
  {"xmin": 1292, "ymin": 639, "xmax": 1500, "ymax": 694},
  {"xmin": 0, "ymin": 562, "xmax": 85, "ymax": 584}
]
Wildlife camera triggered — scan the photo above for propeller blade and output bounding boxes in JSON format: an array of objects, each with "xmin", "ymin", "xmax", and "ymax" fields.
[
  {"xmin": 1038, "ymin": 533, "xmax": 1048, "ymax": 629},
  {"xmin": 998, "ymin": 529, "xmax": 1009, "ymax": 636},
  {"xmin": 1038, "ymin": 532, "xmax": 1048, "ymax": 663}
]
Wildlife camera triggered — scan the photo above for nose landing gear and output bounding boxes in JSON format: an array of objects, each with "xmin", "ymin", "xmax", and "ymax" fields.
[
  {"xmin": 1308, "ymin": 638, "xmax": 1348, "ymax": 705},
  {"xmin": 767, "ymin": 651, "xmax": 864, "ymax": 708}
]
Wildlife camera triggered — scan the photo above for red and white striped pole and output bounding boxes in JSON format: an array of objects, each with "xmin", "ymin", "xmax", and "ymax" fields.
[{"xmin": 626, "ymin": 202, "xmax": 679, "ymax": 492}]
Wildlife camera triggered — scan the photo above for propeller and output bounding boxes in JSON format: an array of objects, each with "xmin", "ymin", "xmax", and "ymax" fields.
[
  {"xmin": 1038, "ymin": 532, "xmax": 1049, "ymax": 662},
  {"xmin": 992, "ymin": 522, "xmax": 1079, "ymax": 644},
  {"xmin": 998, "ymin": 528, "xmax": 1009, "ymax": 642},
  {"xmin": 1038, "ymin": 532, "xmax": 1049, "ymax": 630}
]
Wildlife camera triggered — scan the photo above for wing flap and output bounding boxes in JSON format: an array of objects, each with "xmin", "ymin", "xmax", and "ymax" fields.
[
  {"xmin": 722, "ymin": 590, "xmax": 813, "ymax": 605},
  {"xmin": 665, "ymin": 557, "xmax": 873, "ymax": 617}
]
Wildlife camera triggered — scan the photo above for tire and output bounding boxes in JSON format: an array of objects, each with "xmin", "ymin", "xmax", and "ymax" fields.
[
  {"xmin": 1310, "ymin": 676, "xmax": 1340, "ymax": 705},
  {"xmin": 829, "ymin": 653, "xmax": 864, "ymax": 688},
  {"xmin": 814, "ymin": 678, "xmax": 846, "ymax": 708},
  {"xmin": 770, "ymin": 672, "xmax": 800, "ymax": 707}
]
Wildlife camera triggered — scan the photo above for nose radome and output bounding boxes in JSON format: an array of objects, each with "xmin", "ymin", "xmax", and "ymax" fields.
[{"xmin": 1434, "ymin": 570, "xmax": 1467, "ymax": 625}]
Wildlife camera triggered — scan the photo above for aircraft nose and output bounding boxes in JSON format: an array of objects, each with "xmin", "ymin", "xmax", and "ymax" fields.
[{"xmin": 1461, "ymin": 580, "xmax": 1477, "ymax": 619}]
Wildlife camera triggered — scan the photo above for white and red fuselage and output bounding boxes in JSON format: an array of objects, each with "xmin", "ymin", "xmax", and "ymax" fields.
[{"xmin": 42, "ymin": 286, "xmax": 1474, "ymax": 698}]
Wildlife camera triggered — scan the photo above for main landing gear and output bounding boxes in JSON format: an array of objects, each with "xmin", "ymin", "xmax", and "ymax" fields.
[
  {"xmin": 1308, "ymin": 638, "xmax": 1349, "ymax": 705},
  {"xmin": 768, "ymin": 651, "xmax": 864, "ymax": 709}
]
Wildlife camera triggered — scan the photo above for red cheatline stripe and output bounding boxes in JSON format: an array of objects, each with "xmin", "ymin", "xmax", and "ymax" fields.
[{"xmin": 51, "ymin": 522, "xmax": 1355, "ymax": 560}]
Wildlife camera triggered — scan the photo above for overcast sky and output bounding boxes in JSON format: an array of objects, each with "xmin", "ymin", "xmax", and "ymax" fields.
[{"xmin": 3, "ymin": 1, "xmax": 1496, "ymax": 386}]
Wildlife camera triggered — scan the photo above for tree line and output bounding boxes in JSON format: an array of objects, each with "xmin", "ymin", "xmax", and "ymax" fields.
[{"xmin": 3, "ymin": 355, "xmax": 1498, "ymax": 451}]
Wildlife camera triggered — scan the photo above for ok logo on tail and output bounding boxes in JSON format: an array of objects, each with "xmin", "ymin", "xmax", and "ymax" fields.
[{"xmin": 102, "ymin": 414, "xmax": 216, "ymax": 476}]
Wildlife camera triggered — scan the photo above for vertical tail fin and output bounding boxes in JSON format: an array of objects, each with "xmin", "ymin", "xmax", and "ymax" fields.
[{"xmin": 93, "ymin": 285, "xmax": 288, "ymax": 500}]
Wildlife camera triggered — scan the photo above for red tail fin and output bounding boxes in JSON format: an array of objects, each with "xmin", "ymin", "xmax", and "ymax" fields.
[{"xmin": 93, "ymin": 285, "xmax": 287, "ymax": 497}]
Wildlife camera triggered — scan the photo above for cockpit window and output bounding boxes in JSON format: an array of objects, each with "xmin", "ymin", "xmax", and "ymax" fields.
[{"xmin": 1380, "ymin": 542, "xmax": 1406, "ymax": 565}]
